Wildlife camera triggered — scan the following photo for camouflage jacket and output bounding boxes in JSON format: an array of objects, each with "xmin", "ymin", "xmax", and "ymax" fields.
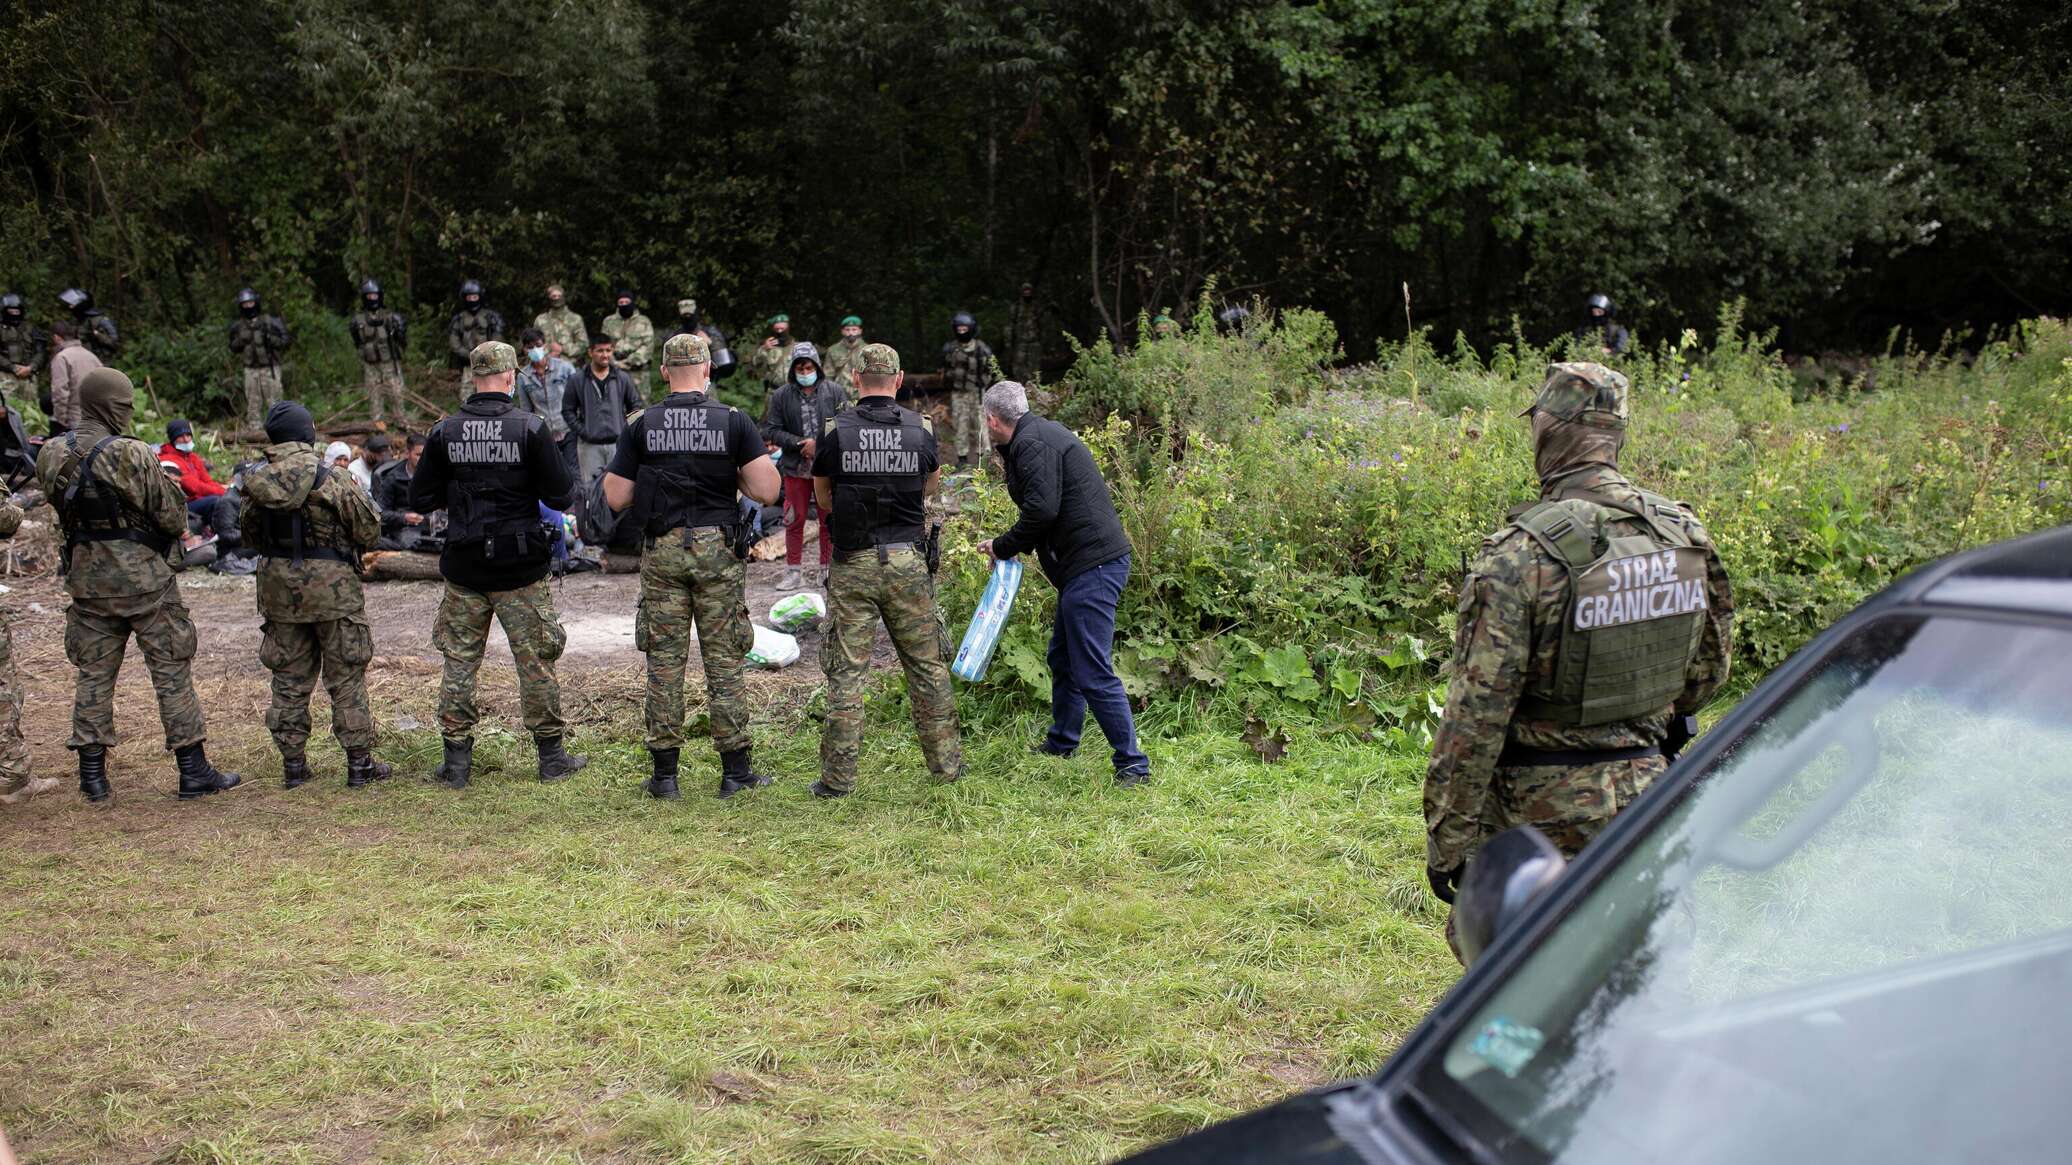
[
  {"xmin": 0, "ymin": 499, "xmax": 21, "ymax": 539},
  {"xmin": 822, "ymin": 337, "xmax": 866, "ymax": 398},
  {"xmin": 1007, "ymin": 301, "xmax": 1044, "ymax": 359},
  {"xmin": 1423, "ymin": 464, "xmax": 1735, "ymax": 871},
  {"xmin": 448, "ymin": 307, "xmax": 506, "ymax": 363},
  {"xmin": 228, "ymin": 315, "xmax": 291, "ymax": 369},
  {"xmin": 0, "ymin": 320, "xmax": 46, "ymax": 374},
  {"xmin": 349, "ymin": 310, "xmax": 408, "ymax": 367},
  {"xmin": 35, "ymin": 428, "xmax": 186, "ymax": 599},
  {"xmin": 532, "ymin": 306, "xmax": 588, "ymax": 358},
  {"xmin": 941, "ymin": 337, "xmax": 994, "ymax": 393},
  {"xmin": 601, "ymin": 312, "xmax": 655, "ymax": 372},
  {"xmin": 241, "ymin": 441, "xmax": 380, "ymax": 622}
]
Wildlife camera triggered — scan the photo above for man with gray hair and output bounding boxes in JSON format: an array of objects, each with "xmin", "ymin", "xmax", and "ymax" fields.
[{"xmin": 977, "ymin": 380, "xmax": 1148, "ymax": 786}]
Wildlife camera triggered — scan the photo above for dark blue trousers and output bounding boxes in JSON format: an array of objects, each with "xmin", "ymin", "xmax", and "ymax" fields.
[{"xmin": 1043, "ymin": 555, "xmax": 1148, "ymax": 774}]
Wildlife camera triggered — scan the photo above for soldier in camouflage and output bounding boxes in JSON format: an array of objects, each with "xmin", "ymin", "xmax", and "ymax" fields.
[
  {"xmin": 448, "ymin": 280, "xmax": 506, "ymax": 396},
  {"xmin": 600, "ymin": 290, "xmax": 655, "ymax": 390},
  {"xmin": 243, "ymin": 400, "xmax": 390, "ymax": 790},
  {"xmin": 0, "ymin": 292, "xmax": 46, "ymax": 409},
  {"xmin": 36, "ymin": 367, "xmax": 241, "ymax": 802},
  {"xmin": 747, "ymin": 314, "xmax": 794, "ymax": 395},
  {"xmin": 58, "ymin": 288, "xmax": 119, "ymax": 362},
  {"xmin": 0, "ymin": 496, "xmax": 58, "ymax": 805},
  {"xmin": 349, "ymin": 280, "xmax": 409, "ymax": 422},
  {"xmin": 602, "ymin": 331, "xmax": 782, "ymax": 799},
  {"xmin": 810, "ymin": 342, "xmax": 962, "ymax": 796},
  {"xmin": 532, "ymin": 283, "xmax": 587, "ymax": 360},
  {"xmin": 1424, "ymin": 363, "xmax": 1734, "ymax": 957},
  {"xmin": 939, "ymin": 311, "xmax": 994, "ymax": 468},
  {"xmin": 821, "ymin": 315, "xmax": 867, "ymax": 405},
  {"xmin": 410, "ymin": 341, "xmax": 584, "ymax": 788},
  {"xmin": 228, "ymin": 288, "xmax": 292, "ymax": 429},
  {"xmin": 1005, "ymin": 283, "xmax": 1046, "ymax": 383}
]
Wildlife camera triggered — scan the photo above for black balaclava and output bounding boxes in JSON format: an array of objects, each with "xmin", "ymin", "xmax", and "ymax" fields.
[{"xmin": 264, "ymin": 400, "xmax": 318, "ymax": 446}]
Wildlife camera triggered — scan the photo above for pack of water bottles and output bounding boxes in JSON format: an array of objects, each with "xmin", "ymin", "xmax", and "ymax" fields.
[{"xmin": 952, "ymin": 558, "xmax": 1024, "ymax": 682}]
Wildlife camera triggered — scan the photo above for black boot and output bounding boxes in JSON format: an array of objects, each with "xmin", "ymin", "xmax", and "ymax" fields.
[
  {"xmin": 717, "ymin": 748, "xmax": 773, "ymax": 799},
  {"xmin": 809, "ymin": 780, "xmax": 850, "ymax": 799},
  {"xmin": 536, "ymin": 735, "xmax": 588, "ymax": 783},
  {"xmin": 646, "ymin": 747, "xmax": 681, "ymax": 800},
  {"xmin": 78, "ymin": 745, "xmax": 110, "ymax": 803},
  {"xmin": 175, "ymin": 743, "xmax": 242, "ymax": 800},
  {"xmin": 281, "ymin": 753, "xmax": 313, "ymax": 789},
  {"xmin": 346, "ymin": 748, "xmax": 392, "ymax": 789},
  {"xmin": 435, "ymin": 738, "xmax": 472, "ymax": 789}
]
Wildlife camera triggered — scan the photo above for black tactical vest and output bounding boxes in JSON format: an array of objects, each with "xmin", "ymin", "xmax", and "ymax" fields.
[
  {"xmin": 627, "ymin": 393, "xmax": 743, "ymax": 538},
  {"xmin": 827, "ymin": 402, "xmax": 929, "ymax": 554},
  {"xmin": 436, "ymin": 397, "xmax": 550, "ymax": 564},
  {"xmin": 53, "ymin": 434, "xmax": 172, "ymax": 562},
  {"xmin": 252, "ymin": 468, "xmax": 357, "ymax": 567}
]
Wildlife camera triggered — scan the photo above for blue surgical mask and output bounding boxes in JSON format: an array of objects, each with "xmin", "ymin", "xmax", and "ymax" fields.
[
  {"xmin": 798, "ymin": 372, "xmax": 819, "ymax": 387},
  {"xmin": 174, "ymin": 438, "xmax": 195, "ymax": 453},
  {"xmin": 526, "ymin": 346, "xmax": 547, "ymax": 364}
]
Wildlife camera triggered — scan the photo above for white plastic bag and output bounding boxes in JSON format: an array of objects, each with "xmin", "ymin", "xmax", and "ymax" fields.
[
  {"xmin": 747, "ymin": 624, "xmax": 801, "ymax": 669},
  {"xmin": 953, "ymin": 558, "xmax": 1024, "ymax": 682},
  {"xmin": 768, "ymin": 591, "xmax": 828, "ymax": 633}
]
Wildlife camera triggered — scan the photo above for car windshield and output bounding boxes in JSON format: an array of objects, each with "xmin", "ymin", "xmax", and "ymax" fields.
[{"xmin": 1427, "ymin": 613, "xmax": 2072, "ymax": 1165}]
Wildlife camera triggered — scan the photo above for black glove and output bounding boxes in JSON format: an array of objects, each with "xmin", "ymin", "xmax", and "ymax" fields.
[
  {"xmin": 1664, "ymin": 713, "xmax": 1700, "ymax": 761},
  {"xmin": 1427, "ymin": 864, "xmax": 1461, "ymax": 905}
]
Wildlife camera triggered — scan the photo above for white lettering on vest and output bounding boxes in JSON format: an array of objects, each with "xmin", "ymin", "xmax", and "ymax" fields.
[
  {"xmin": 1575, "ymin": 550, "xmax": 1708, "ymax": 630},
  {"xmin": 448, "ymin": 419, "xmax": 523, "ymax": 463}
]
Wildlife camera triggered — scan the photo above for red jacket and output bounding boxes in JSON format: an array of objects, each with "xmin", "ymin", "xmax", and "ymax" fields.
[{"xmin": 158, "ymin": 443, "xmax": 226, "ymax": 500}]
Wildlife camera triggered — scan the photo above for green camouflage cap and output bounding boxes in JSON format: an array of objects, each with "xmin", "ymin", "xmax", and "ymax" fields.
[
  {"xmin": 840, "ymin": 315, "xmax": 862, "ymax": 327},
  {"xmin": 662, "ymin": 330, "xmax": 711, "ymax": 366},
  {"xmin": 469, "ymin": 340, "xmax": 518, "ymax": 378},
  {"xmin": 859, "ymin": 343, "xmax": 901, "ymax": 374},
  {"xmin": 767, "ymin": 313, "xmax": 789, "ymax": 325},
  {"xmin": 1522, "ymin": 362, "xmax": 1629, "ymax": 428},
  {"xmin": 676, "ymin": 298, "xmax": 697, "ymax": 315}
]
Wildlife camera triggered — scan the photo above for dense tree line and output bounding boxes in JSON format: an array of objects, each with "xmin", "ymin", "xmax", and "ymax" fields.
[{"xmin": 1, "ymin": 0, "xmax": 2065, "ymax": 411}]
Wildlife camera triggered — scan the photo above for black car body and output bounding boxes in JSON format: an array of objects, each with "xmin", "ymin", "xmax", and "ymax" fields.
[{"xmin": 1122, "ymin": 524, "xmax": 2072, "ymax": 1164}]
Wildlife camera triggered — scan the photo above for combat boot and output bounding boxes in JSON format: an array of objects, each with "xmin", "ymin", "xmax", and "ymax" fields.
[
  {"xmin": 535, "ymin": 735, "xmax": 588, "ymax": 783},
  {"xmin": 175, "ymin": 743, "xmax": 242, "ymax": 800},
  {"xmin": 646, "ymin": 747, "xmax": 681, "ymax": 800},
  {"xmin": 78, "ymin": 745, "xmax": 110, "ymax": 803},
  {"xmin": 435, "ymin": 738, "xmax": 473, "ymax": 789},
  {"xmin": 717, "ymin": 747, "xmax": 773, "ymax": 799},
  {"xmin": 808, "ymin": 779, "xmax": 850, "ymax": 799},
  {"xmin": 345, "ymin": 748, "xmax": 392, "ymax": 789},
  {"xmin": 281, "ymin": 752, "xmax": 313, "ymax": 790},
  {"xmin": 777, "ymin": 566, "xmax": 803, "ymax": 592}
]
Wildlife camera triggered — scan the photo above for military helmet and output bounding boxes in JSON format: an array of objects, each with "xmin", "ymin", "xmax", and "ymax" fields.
[
  {"xmin": 235, "ymin": 287, "xmax": 258, "ymax": 306},
  {"xmin": 951, "ymin": 310, "xmax": 976, "ymax": 334},
  {"xmin": 1585, "ymin": 292, "xmax": 1615, "ymax": 316},
  {"xmin": 459, "ymin": 279, "xmax": 484, "ymax": 299},
  {"xmin": 359, "ymin": 278, "xmax": 382, "ymax": 297},
  {"xmin": 58, "ymin": 287, "xmax": 91, "ymax": 312},
  {"xmin": 1522, "ymin": 362, "xmax": 1630, "ymax": 428},
  {"xmin": 0, "ymin": 292, "xmax": 21, "ymax": 313}
]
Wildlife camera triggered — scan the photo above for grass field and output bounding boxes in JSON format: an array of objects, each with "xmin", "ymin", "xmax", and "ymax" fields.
[{"xmin": 0, "ymin": 675, "xmax": 1453, "ymax": 1164}]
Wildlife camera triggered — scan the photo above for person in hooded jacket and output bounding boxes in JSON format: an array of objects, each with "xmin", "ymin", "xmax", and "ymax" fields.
[
  {"xmin": 159, "ymin": 418, "xmax": 225, "ymax": 524},
  {"xmin": 242, "ymin": 401, "xmax": 390, "ymax": 790},
  {"xmin": 36, "ymin": 367, "xmax": 241, "ymax": 802},
  {"xmin": 761, "ymin": 341, "xmax": 846, "ymax": 591}
]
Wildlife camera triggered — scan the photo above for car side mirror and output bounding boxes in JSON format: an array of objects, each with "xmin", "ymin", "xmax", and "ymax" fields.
[{"xmin": 1454, "ymin": 826, "xmax": 1567, "ymax": 966}]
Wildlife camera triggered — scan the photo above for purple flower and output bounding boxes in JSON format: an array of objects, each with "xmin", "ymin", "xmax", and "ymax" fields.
[{"xmin": 1391, "ymin": 451, "xmax": 1404, "ymax": 462}]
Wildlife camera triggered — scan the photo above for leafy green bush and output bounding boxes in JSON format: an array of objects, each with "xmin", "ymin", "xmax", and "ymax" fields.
[{"xmin": 939, "ymin": 303, "xmax": 2072, "ymax": 747}]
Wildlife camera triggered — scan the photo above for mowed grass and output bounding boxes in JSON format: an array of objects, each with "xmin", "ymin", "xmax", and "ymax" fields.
[{"xmin": 0, "ymin": 677, "xmax": 1453, "ymax": 1165}]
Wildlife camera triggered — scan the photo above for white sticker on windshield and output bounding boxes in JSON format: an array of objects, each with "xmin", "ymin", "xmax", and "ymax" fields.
[{"xmin": 1470, "ymin": 1016, "xmax": 1546, "ymax": 1078}]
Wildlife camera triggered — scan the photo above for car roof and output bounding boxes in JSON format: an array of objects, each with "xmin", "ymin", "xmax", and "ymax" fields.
[{"xmin": 1870, "ymin": 523, "xmax": 2072, "ymax": 619}]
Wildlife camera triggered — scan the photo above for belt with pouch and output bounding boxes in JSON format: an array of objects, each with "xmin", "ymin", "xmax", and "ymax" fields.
[
  {"xmin": 1496, "ymin": 742, "xmax": 1662, "ymax": 767},
  {"xmin": 835, "ymin": 540, "xmax": 916, "ymax": 565}
]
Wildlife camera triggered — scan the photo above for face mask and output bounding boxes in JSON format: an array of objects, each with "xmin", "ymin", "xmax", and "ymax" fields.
[
  {"xmin": 240, "ymin": 305, "xmax": 258, "ymax": 318},
  {"xmin": 798, "ymin": 372, "xmax": 819, "ymax": 387},
  {"xmin": 527, "ymin": 346, "xmax": 548, "ymax": 364},
  {"xmin": 617, "ymin": 303, "xmax": 634, "ymax": 318},
  {"xmin": 548, "ymin": 296, "xmax": 563, "ymax": 308},
  {"xmin": 175, "ymin": 439, "xmax": 195, "ymax": 453},
  {"xmin": 464, "ymin": 298, "xmax": 480, "ymax": 310}
]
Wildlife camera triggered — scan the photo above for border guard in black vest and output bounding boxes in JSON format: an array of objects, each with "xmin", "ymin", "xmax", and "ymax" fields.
[
  {"xmin": 809, "ymin": 343, "xmax": 963, "ymax": 797},
  {"xmin": 410, "ymin": 340, "xmax": 583, "ymax": 789},
  {"xmin": 603, "ymin": 330, "xmax": 780, "ymax": 799}
]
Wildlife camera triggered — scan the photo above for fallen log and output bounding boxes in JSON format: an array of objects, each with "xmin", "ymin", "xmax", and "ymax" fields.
[{"xmin": 361, "ymin": 549, "xmax": 445, "ymax": 582}]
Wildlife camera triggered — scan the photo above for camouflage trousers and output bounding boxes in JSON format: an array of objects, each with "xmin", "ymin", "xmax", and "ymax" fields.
[
  {"xmin": 242, "ymin": 365, "xmax": 285, "ymax": 430},
  {"xmin": 1443, "ymin": 756, "xmax": 1665, "ymax": 962},
  {"xmin": 260, "ymin": 615, "xmax": 376, "ymax": 755},
  {"xmin": 636, "ymin": 527, "xmax": 751, "ymax": 753},
  {"xmin": 950, "ymin": 390, "xmax": 986, "ymax": 465},
  {"xmin": 432, "ymin": 579, "xmax": 567, "ymax": 741},
  {"xmin": 0, "ymin": 618, "xmax": 34, "ymax": 794},
  {"xmin": 819, "ymin": 547, "xmax": 961, "ymax": 792},
  {"xmin": 360, "ymin": 361, "xmax": 405, "ymax": 422},
  {"xmin": 1009, "ymin": 343, "xmax": 1041, "ymax": 385},
  {"xmin": 63, "ymin": 582, "xmax": 207, "ymax": 752}
]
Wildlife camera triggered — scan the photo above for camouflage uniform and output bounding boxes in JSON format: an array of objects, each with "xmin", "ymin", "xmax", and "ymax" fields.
[
  {"xmin": 228, "ymin": 314, "xmax": 291, "ymax": 429},
  {"xmin": 0, "ymin": 313, "xmax": 45, "ymax": 408},
  {"xmin": 448, "ymin": 305, "xmax": 506, "ymax": 394},
  {"xmin": 940, "ymin": 335, "xmax": 994, "ymax": 464},
  {"xmin": 822, "ymin": 318, "xmax": 867, "ymax": 405},
  {"xmin": 433, "ymin": 578, "xmax": 567, "ymax": 740},
  {"xmin": 602, "ymin": 310, "xmax": 655, "ymax": 387},
  {"xmin": 349, "ymin": 307, "xmax": 409, "ymax": 421},
  {"xmin": 35, "ymin": 412, "xmax": 209, "ymax": 754},
  {"xmin": 1425, "ymin": 364, "xmax": 1734, "ymax": 947},
  {"xmin": 533, "ymin": 299, "xmax": 588, "ymax": 359},
  {"xmin": 815, "ymin": 343, "xmax": 962, "ymax": 792},
  {"xmin": 242, "ymin": 441, "xmax": 382, "ymax": 756},
  {"xmin": 637, "ymin": 530, "xmax": 752, "ymax": 752},
  {"xmin": 748, "ymin": 317, "xmax": 795, "ymax": 394},
  {"xmin": 1006, "ymin": 293, "xmax": 1044, "ymax": 383},
  {"xmin": 0, "ymin": 500, "xmax": 38, "ymax": 797}
]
